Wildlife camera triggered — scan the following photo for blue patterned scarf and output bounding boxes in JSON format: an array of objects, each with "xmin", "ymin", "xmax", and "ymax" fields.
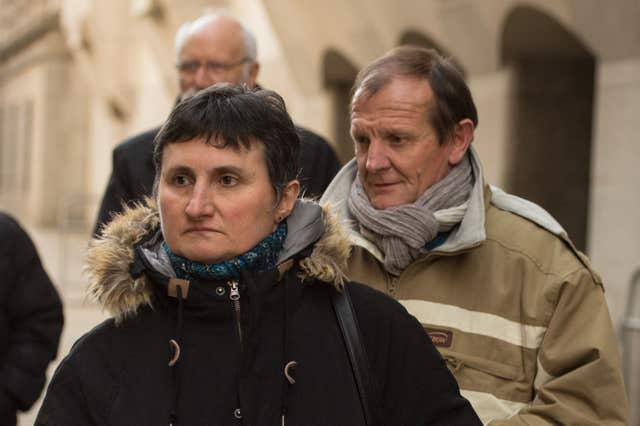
[{"xmin": 162, "ymin": 222, "xmax": 287, "ymax": 281}]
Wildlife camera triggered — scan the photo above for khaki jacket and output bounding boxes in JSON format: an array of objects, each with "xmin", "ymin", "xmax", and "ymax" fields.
[{"xmin": 321, "ymin": 149, "xmax": 628, "ymax": 425}]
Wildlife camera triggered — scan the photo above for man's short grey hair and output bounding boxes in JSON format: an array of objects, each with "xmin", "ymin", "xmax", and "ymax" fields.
[{"xmin": 174, "ymin": 11, "xmax": 258, "ymax": 63}]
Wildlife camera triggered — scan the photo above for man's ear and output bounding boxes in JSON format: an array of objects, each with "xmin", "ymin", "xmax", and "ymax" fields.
[
  {"xmin": 448, "ymin": 118, "xmax": 475, "ymax": 165},
  {"xmin": 276, "ymin": 179, "xmax": 300, "ymax": 221},
  {"xmin": 247, "ymin": 62, "xmax": 260, "ymax": 89}
]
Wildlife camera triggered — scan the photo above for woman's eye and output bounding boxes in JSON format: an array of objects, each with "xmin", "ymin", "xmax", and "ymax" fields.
[
  {"xmin": 220, "ymin": 175, "xmax": 238, "ymax": 187},
  {"xmin": 172, "ymin": 175, "xmax": 191, "ymax": 186}
]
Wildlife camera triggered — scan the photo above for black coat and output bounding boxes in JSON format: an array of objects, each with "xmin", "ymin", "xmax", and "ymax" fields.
[
  {"xmin": 0, "ymin": 213, "xmax": 64, "ymax": 426},
  {"xmin": 93, "ymin": 126, "xmax": 341, "ymax": 235},
  {"xmin": 38, "ymin": 201, "xmax": 480, "ymax": 426}
]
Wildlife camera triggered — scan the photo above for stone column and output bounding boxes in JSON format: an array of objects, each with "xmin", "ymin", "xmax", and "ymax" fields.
[{"xmin": 589, "ymin": 57, "xmax": 640, "ymax": 328}]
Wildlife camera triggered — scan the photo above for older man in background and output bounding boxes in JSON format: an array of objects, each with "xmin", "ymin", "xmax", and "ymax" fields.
[
  {"xmin": 321, "ymin": 46, "xmax": 628, "ymax": 425},
  {"xmin": 94, "ymin": 12, "xmax": 340, "ymax": 235}
]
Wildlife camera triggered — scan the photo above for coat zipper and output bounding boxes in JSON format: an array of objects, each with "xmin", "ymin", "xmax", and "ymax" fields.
[
  {"xmin": 228, "ymin": 279, "xmax": 243, "ymax": 349},
  {"xmin": 228, "ymin": 280, "xmax": 245, "ymax": 422}
]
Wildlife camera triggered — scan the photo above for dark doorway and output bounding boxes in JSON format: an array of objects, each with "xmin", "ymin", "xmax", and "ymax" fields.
[
  {"xmin": 322, "ymin": 49, "xmax": 359, "ymax": 163},
  {"xmin": 501, "ymin": 6, "xmax": 595, "ymax": 251}
]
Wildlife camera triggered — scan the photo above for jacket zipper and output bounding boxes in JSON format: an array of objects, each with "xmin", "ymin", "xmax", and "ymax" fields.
[
  {"xmin": 227, "ymin": 279, "xmax": 245, "ymax": 422},
  {"xmin": 228, "ymin": 279, "xmax": 243, "ymax": 349}
]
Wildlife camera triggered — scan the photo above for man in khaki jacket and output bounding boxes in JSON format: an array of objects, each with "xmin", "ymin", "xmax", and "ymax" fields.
[{"xmin": 321, "ymin": 46, "xmax": 628, "ymax": 425}]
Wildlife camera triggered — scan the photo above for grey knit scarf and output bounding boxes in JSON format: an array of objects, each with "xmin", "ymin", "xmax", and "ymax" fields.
[{"xmin": 348, "ymin": 155, "xmax": 474, "ymax": 275}]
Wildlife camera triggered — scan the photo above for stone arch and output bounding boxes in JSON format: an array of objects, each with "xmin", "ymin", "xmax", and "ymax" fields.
[
  {"xmin": 322, "ymin": 49, "xmax": 359, "ymax": 163},
  {"xmin": 501, "ymin": 6, "xmax": 595, "ymax": 251}
]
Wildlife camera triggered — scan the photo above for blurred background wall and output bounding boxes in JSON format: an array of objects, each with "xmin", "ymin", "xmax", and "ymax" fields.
[{"xmin": 1, "ymin": 0, "xmax": 639, "ymax": 423}]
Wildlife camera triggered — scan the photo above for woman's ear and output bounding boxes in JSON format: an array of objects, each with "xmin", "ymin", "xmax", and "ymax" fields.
[
  {"xmin": 447, "ymin": 118, "xmax": 475, "ymax": 166},
  {"xmin": 276, "ymin": 180, "xmax": 300, "ymax": 222}
]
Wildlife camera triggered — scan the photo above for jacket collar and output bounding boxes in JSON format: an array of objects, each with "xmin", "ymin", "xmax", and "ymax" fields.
[
  {"xmin": 86, "ymin": 198, "xmax": 351, "ymax": 322},
  {"xmin": 320, "ymin": 147, "xmax": 488, "ymax": 262}
]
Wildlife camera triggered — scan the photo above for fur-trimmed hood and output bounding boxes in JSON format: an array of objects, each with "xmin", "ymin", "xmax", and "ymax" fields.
[{"xmin": 86, "ymin": 199, "xmax": 351, "ymax": 321}]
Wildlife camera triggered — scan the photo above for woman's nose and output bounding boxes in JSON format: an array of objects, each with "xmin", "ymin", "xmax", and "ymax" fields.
[{"xmin": 185, "ymin": 185, "xmax": 214, "ymax": 218}]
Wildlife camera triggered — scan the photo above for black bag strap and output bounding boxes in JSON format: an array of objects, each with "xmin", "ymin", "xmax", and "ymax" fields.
[{"xmin": 330, "ymin": 284, "xmax": 383, "ymax": 426}]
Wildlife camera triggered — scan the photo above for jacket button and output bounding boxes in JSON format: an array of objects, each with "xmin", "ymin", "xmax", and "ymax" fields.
[
  {"xmin": 234, "ymin": 408, "xmax": 242, "ymax": 419},
  {"xmin": 216, "ymin": 286, "xmax": 226, "ymax": 296}
]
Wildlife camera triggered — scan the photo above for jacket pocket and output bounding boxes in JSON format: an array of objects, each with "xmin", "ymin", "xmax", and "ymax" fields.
[{"xmin": 441, "ymin": 350, "xmax": 519, "ymax": 381}]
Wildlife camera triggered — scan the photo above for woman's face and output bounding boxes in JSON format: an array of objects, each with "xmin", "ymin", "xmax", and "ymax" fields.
[{"xmin": 158, "ymin": 137, "xmax": 298, "ymax": 264}]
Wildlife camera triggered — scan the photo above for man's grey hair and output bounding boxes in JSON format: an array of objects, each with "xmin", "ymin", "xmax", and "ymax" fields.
[{"xmin": 174, "ymin": 11, "xmax": 258, "ymax": 64}]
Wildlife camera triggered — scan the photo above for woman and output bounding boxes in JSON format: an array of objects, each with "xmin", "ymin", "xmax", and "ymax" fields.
[{"xmin": 36, "ymin": 84, "xmax": 480, "ymax": 425}]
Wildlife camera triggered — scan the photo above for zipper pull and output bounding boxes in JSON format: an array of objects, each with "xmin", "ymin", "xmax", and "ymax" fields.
[
  {"xmin": 229, "ymin": 280, "xmax": 240, "ymax": 301},
  {"xmin": 228, "ymin": 279, "xmax": 243, "ymax": 347}
]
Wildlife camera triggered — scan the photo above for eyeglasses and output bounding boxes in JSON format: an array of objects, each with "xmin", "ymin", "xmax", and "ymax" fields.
[{"xmin": 177, "ymin": 58, "xmax": 251, "ymax": 76}]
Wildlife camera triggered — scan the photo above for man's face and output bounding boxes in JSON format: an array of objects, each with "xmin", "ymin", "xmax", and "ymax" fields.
[
  {"xmin": 177, "ymin": 19, "xmax": 257, "ymax": 94},
  {"xmin": 351, "ymin": 77, "xmax": 460, "ymax": 209}
]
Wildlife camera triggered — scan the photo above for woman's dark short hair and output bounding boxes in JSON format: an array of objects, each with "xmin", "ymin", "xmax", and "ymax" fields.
[
  {"xmin": 352, "ymin": 45, "xmax": 478, "ymax": 144},
  {"xmin": 153, "ymin": 83, "xmax": 300, "ymax": 201}
]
